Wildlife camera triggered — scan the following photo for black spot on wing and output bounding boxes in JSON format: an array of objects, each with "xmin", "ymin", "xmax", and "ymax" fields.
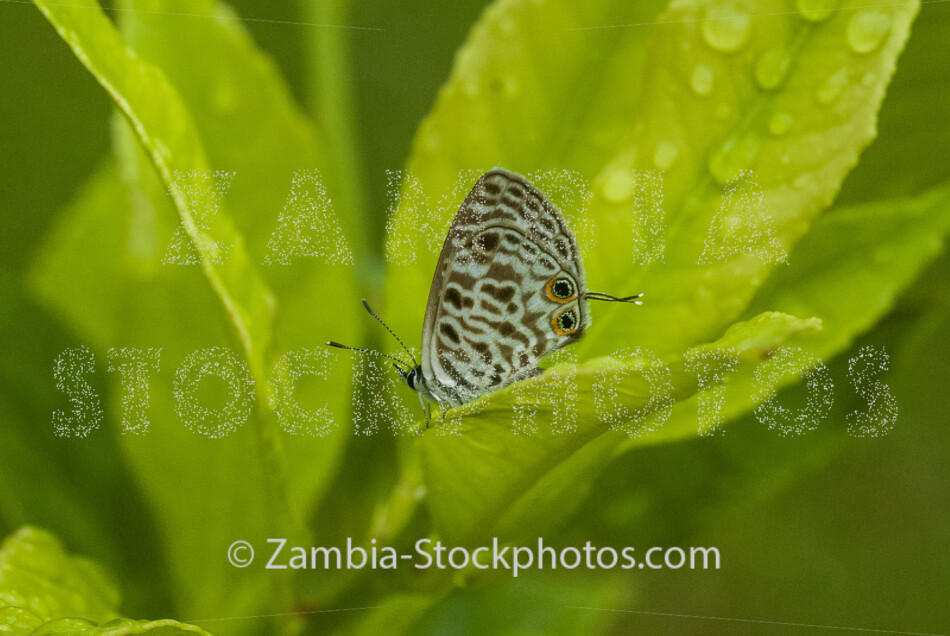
[
  {"xmin": 483, "ymin": 180, "xmax": 502, "ymax": 196},
  {"xmin": 479, "ymin": 298, "xmax": 503, "ymax": 315},
  {"xmin": 471, "ymin": 341, "xmax": 492, "ymax": 364},
  {"xmin": 493, "ymin": 321, "xmax": 532, "ymax": 348},
  {"xmin": 444, "ymin": 287, "xmax": 462, "ymax": 309},
  {"xmin": 538, "ymin": 216, "xmax": 556, "ymax": 235},
  {"xmin": 483, "ymin": 283, "xmax": 515, "ymax": 303},
  {"xmin": 477, "ymin": 231, "xmax": 500, "ymax": 252},
  {"xmin": 440, "ymin": 322, "xmax": 460, "ymax": 344}
]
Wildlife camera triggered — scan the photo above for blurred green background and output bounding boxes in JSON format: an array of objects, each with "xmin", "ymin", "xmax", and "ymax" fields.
[{"xmin": 1, "ymin": 0, "xmax": 949, "ymax": 634}]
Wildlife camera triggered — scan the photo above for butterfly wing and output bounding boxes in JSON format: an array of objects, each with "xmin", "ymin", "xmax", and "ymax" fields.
[{"xmin": 420, "ymin": 168, "xmax": 589, "ymax": 406}]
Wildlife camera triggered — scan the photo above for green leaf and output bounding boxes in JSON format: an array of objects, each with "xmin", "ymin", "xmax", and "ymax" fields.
[
  {"xmin": 0, "ymin": 526, "xmax": 119, "ymax": 627},
  {"xmin": 388, "ymin": 0, "xmax": 916, "ymax": 548},
  {"xmin": 0, "ymin": 526, "xmax": 209, "ymax": 635},
  {"xmin": 421, "ymin": 311, "xmax": 819, "ymax": 544},
  {"xmin": 111, "ymin": 0, "xmax": 358, "ymax": 526},
  {"xmin": 299, "ymin": 0, "xmax": 370, "ymax": 259},
  {"xmin": 745, "ymin": 181, "xmax": 950, "ymax": 356},
  {"xmin": 29, "ymin": 0, "xmax": 363, "ymax": 621},
  {"xmin": 31, "ymin": 0, "xmax": 275, "ymax": 381},
  {"xmin": 837, "ymin": 0, "xmax": 950, "ymax": 204},
  {"xmin": 652, "ymin": 179, "xmax": 950, "ymax": 442},
  {"xmin": 28, "ymin": 618, "xmax": 210, "ymax": 636},
  {"xmin": 607, "ymin": 292, "xmax": 950, "ymax": 634},
  {"xmin": 409, "ymin": 571, "xmax": 625, "ymax": 635},
  {"xmin": 333, "ymin": 593, "xmax": 443, "ymax": 636},
  {"xmin": 382, "ymin": 0, "xmax": 663, "ymax": 353},
  {"xmin": 0, "ymin": 270, "xmax": 172, "ymax": 618},
  {"xmin": 302, "ymin": 0, "xmax": 497, "ymax": 250},
  {"xmin": 30, "ymin": 159, "xmax": 267, "ymax": 622},
  {"xmin": 28, "ymin": 158, "xmax": 132, "ymax": 347},
  {"xmin": 385, "ymin": 0, "xmax": 919, "ymax": 364},
  {"xmin": 572, "ymin": 326, "xmax": 904, "ymax": 550},
  {"xmin": 19, "ymin": 31, "xmax": 291, "ymax": 618}
]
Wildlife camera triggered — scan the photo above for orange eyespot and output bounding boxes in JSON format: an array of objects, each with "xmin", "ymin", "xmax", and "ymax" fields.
[
  {"xmin": 551, "ymin": 309, "xmax": 580, "ymax": 336},
  {"xmin": 545, "ymin": 276, "xmax": 577, "ymax": 303}
]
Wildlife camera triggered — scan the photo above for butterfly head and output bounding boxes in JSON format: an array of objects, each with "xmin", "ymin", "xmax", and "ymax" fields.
[{"xmin": 398, "ymin": 364, "xmax": 425, "ymax": 392}]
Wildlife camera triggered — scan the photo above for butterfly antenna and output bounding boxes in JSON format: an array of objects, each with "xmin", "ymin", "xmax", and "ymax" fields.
[
  {"xmin": 360, "ymin": 299, "xmax": 420, "ymax": 367},
  {"xmin": 584, "ymin": 291, "xmax": 644, "ymax": 305},
  {"xmin": 325, "ymin": 341, "xmax": 413, "ymax": 374}
]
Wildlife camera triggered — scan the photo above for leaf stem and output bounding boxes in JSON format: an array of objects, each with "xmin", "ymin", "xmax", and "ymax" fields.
[{"xmin": 302, "ymin": 0, "xmax": 372, "ymax": 270}]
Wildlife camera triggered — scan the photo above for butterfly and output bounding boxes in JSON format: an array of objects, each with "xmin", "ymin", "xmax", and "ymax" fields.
[{"xmin": 328, "ymin": 168, "xmax": 641, "ymax": 422}]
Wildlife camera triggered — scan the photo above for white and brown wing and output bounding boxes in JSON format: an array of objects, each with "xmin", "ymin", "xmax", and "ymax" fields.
[{"xmin": 420, "ymin": 168, "xmax": 589, "ymax": 407}]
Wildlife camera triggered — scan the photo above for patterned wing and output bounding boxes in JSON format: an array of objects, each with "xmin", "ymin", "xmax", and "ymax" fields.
[{"xmin": 420, "ymin": 168, "xmax": 589, "ymax": 407}]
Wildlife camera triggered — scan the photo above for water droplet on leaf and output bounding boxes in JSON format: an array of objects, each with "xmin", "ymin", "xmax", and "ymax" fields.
[
  {"xmin": 817, "ymin": 67, "xmax": 849, "ymax": 104},
  {"xmin": 709, "ymin": 136, "xmax": 760, "ymax": 185},
  {"xmin": 653, "ymin": 141, "xmax": 680, "ymax": 169},
  {"xmin": 847, "ymin": 10, "xmax": 891, "ymax": 54},
  {"xmin": 794, "ymin": 173, "xmax": 815, "ymax": 191},
  {"xmin": 494, "ymin": 75, "xmax": 519, "ymax": 97},
  {"xmin": 462, "ymin": 76, "xmax": 479, "ymax": 98},
  {"xmin": 796, "ymin": 0, "xmax": 838, "ymax": 22},
  {"xmin": 702, "ymin": 5, "xmax": 751, "ymax": 53},
  {"xmin": 497, "ymin": 15, "xmax": 516, "ymax": 35},
  {"xmin": 691, "ymin": 64, "xmax": 715, "ymax": 96},
  {"xmin": 213, "ymin": 79, "xmax": 236, "ymax": 113},
  {"xmin": 422, "ymin": 127, "xmax": 440, "ymax": 153},
  {"xmin": 755, "ymin": 48, "xmax": 792, "ymax": 90},
  {"xmin": 601, "ymin": 168, "xmax": 632, "ymax": 204},
  {"xmin": 768, "ymin": 112, "xmax": 794, "ymax": 136}
]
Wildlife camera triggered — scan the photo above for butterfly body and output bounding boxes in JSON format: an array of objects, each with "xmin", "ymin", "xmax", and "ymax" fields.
[
  {"xmin": 329, "ymin": 168, "xmax": 640, "ymax": 420},
  {"xmin": 415, "ymin": 168, "xmax": 594, "ymax": 409}
]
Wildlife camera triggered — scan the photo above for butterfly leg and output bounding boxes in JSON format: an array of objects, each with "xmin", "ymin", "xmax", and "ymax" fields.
[{"xmin": 415, "ymin": 392, "xmax": 431, "ymax": 428}]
